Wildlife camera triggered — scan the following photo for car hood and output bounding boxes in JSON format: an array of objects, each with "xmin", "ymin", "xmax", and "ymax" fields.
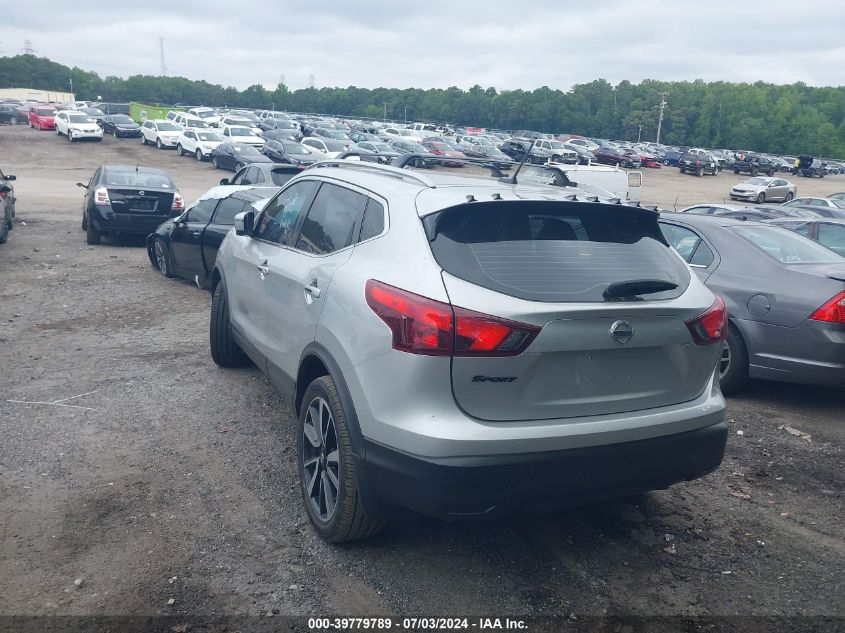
[
  {"xmin": 732, "ymin": 184, "xmax": 763, "ymax": 192},
  {"xmin": 118, "ymin": 123, "xmax": 140, "ymax": 129}
]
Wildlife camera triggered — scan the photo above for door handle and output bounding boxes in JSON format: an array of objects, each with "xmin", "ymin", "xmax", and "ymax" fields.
[{"xmin": 304, "ymin": 281, "xmax": 321, "ymax": 298}]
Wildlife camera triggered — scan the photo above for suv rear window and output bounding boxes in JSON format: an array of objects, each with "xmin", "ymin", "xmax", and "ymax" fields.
[{"xmin": 426, "ymin": 201, "xmax": 689, "ymax": 303}]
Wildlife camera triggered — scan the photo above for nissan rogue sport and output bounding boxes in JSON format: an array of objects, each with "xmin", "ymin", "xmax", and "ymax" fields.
[{"xmin": 209, "ymin": 159, "xmax": 728, "ymax": 542}]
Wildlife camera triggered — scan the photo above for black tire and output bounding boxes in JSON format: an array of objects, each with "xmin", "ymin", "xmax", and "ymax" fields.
[
  {"xmin": 156, "ymin": 138, "xmax": 163, "ymax": 150},
  {"xmin": 212, "ymin": 157, "xmax": 220, "ymax": 169},
  {"xmin": 756, "ymin": 192, "xmax": 765, "ymax": 203},
  {"xmin": 679, "ymin": 168, "xmax": 686, "ymax": 174},
  {"xmin": 697, "ymin": 167, "xmax": 704, "ymax": 177},
  {"xmin": 195, "ymin": 149, "xmax": 203, "ymax": 161},
  {"xmin": 719, "ymin": 323, "xmax": 749, "ymax": 396},
  {"xmin": 0, "ymin": 213, "xmax": 8, "ymax": 244},
  {"xmin": 209, "ymin": 282, "xmax": 249, "ymax": 367},
  {"xmin": 152, "ymin": 237, "xmax": 175, "ymax": 278},
  {"xmin": 67, "ymin": 130, "xmax": 74, "ymax": 143},
  {"xmin": 10, "ymin": 117, "xmax": 17, "ymax": 125},
  {"xmin": 177, "ymin": 144, "xmax": 185, "ymax": 156},
  {"xmin": 297, "ymin": 376, "xmax": 385, "ymax": 542},
  {"xmin": 785, "ymin": 192, "xmax": 794, "ymax": 201},
  {"xmin": 113, "ymin": 130, "xmax": 119, "ymax": 138},
  {"xmin": 85, "ymin": 213, "xmax": 100, "ymax": 245},
  {"xmin": 750, "ymin": 166, "xmax": 758, "ymax": 176},
  {"xmin": 141, "ymin": 135, "xmax": 147, "ymax": 145},
  {"xmin": 734, "ymin": 169, "xmax": 740, "ymax": 175}
]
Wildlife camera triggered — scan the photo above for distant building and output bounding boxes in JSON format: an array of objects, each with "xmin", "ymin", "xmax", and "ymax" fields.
[{"xmin": 0, "ymin": 88, "xmax": 75, "ymax": 103}]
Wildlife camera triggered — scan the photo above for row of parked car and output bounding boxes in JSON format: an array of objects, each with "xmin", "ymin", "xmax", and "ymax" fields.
[{"xmin": 56, "ymin": 147, "xmax": 844, "ymax": 543}]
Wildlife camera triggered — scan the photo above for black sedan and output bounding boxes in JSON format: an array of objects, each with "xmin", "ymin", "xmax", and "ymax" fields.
[
  {"xmin": 220, "ymin": 163, "xmax": 303, "ymax": 187},
  {"xmin": 78, "ymin": 164, "xmax": 183, "ymax": 245},
  {"xmin": 261, "ymin": 128, "xmax": 302, "ymax": 142},
  {"xmin": 262, "ymin": 140, "xmax": 317, "ymax": 167},
  {"xmin": 147, "ymin": 187, "xmax": 279, "ymax": 289},
  {"xmin": 354, "ymin": 141, "xmax": 399, "ymax": 164},
  {"xmin": 210, "ymin": 142, "xmax": 273, "ymax": 172},
  {"xmin": 259, "ymin": 118, "xmax": 303, "ymax": 140},
  {"xmin": 0, "ymin": 104, "xmax": 25, "ymax": 125},
  {"xmin": 101, "ymin": 114, "xmax": 142, "ymax": 138}
]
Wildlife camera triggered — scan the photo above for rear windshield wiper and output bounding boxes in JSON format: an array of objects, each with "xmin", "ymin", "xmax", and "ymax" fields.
[{"xmin": 603, "ymin": 279, "xmax": 678, "ymax": 301}]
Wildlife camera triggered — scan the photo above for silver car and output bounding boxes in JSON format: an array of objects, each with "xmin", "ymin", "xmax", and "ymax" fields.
[
  {"xmin": 209, "ymin": 160, "xmax": 728, "ymax": 541},
  {"xmin": 729, "ymin": 176, "xmax": 796, "ymax": 204}
]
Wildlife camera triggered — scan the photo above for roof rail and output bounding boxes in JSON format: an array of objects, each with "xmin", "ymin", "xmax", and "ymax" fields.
[{"xmin": 309, "ymin": 158, "xmax": 436, "ymax": 188}]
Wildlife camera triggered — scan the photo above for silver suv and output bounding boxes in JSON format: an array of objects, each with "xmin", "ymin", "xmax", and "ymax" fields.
[{"xmin": 209, "ymin": 160, "xmax": 729, "ymax": 542}]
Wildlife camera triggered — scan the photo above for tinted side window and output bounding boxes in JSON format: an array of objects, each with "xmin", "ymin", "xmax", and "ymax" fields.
[
  {"xmin": 359, "ymin": 199, "xmax": 385, "ymax": 241},
  {"xmin": 186, "ymin": 198, "xmax": 217, "ymax": 224},
  {"xmin": 817, "ymin": 223, "xmax": 845, "ymax": 256},
  {"xmin": 296, "ymin": 183, "xmax": 367, "ymax": 255},
  {"xmin": 254, "ymin": 180, "xmax": 320, "ymax": 245},
  {"xmin": 212, "ymin": 198, "xmax": 248, "ymax": 225},
  {"xmin": 659, "ymin": 222, "xmax": 713, "ymax": 266},
  {"xmin": 270, "ymin": 169, "xmax": 297, "ymax": 187}
]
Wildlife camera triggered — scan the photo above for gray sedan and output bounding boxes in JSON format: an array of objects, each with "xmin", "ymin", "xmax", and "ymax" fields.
[
  {"xmin": 729, "ymin": 176, "xmax": 796, "ymax": 204},
  {"xmin": 659, "ymin": 213, "xmax": 845, "ymax": 393}
]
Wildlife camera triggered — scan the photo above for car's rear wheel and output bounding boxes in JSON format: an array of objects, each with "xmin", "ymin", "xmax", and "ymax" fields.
[
  {"xmin": 734, "ymin": 169, "xmax": 740, "ymax": 175},
  {"xmin": 298, "ymin": 376, "xmax": 385, "ymax": 543},
  {"xmin": 785, "ymin": 192, "xmax": 794, "ymax": 201},
  {"xmin": 756, "ymin": 192, "xmax": 766, "ymax": 203},
  {"xmin": 195, "ymin": 149, "xmax": 203, "ymax": 161},
  {"xmin": 719, "ymin": 324, "xmax": 749, "ymax": 396},
  {"xmin": 679, "ymin": 168, "xmax": 686, "ymax": 174},
  {"xmin": 85, "ymin": 212, "xmax": 100, "ymax": 245},
  {"xmin": 212, "ymin": 157, "xmax": 220, "ymax": 169},
  {"xmin": 10, "ymin": 117, "xmax": 17, "ymax": 125},
  {"xmin": 750, "ymin": 166, "xmax": 758, "ymax": 176},
  {"xmin": 153, "ymin": 238, "xmax": 174, "ymax": 278},
  {"xmin": 209, "ymin": 282, "xmax": 250, "ymax": 367}
]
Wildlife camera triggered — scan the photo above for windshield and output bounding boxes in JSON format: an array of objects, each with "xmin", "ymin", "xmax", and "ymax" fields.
[
  {"xmin": 68, "ymin": 114, "xmax": 93, "ymax": 123},
  {"xmin": 745, "ymin": 178, "xmax": 770, "ymax": 186},
  {"xmin": 325, "ymin": 130, "xmax": 349, "ymax": 139},
  {"xmin": 547, "ymin": 141, "xmax": 566, "ymax": 150},
  {"xmin": 195, "ymin": 111, "xmax": 216, "ymax": 118},
  {"xmin": 277, "ymin": 121, "xmax": 298, "ymax": 129},
  {"xmin": 185, "ymin": 119, "xmax": 207, "ymax": 128},
  {"xmin": 371, "ymin": 143, "xmax": 393, "ymax": 152},
  {"xmin": 398, "ymin": 129, "xmax": 415, "ymax": 136},
  {"xmin": 229, "ymin": 127, "xmax": 254, "ymax": 136},
  {"xmin": 282, "ymin": 142, "xmax": 309, "ymax": 154},
  {"xmin": 323, "ymin": 140, "xmax": 348, "ymax": 151},
  {"xmin": 103, "ymin": 169, "xmax": 174, "ymax": 188},
  {"xmin": 198, "ymin": 132, "xmax": 223, "ymax": 142},
  {"xmin": 82, "ymin": 108, "xmax": 104, "ymax": 116},
  {"xmin": 35, "ymin": 108, "xmax": 55, "ymax": 116},
  {"xmin": 157, "ymin": 122, "xmax": 181, "ymax": 131},
  {"xmin": 272, "ymin": 113, "xmax": 290, "ymax": 120},
  {"xmin": 232, "ymin": 144, "xmax": 262, "ymax": 156},
  {"xmin": 732, "ymin": 225, "xmax": 843, "ymax": 264},
  {"xmin": 112, "ymin": 115, "xmax": 134, "ymax": 124}
]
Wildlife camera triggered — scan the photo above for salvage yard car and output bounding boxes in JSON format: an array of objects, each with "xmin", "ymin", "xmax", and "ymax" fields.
[
  {"xmin": 28, "ymin": 106, "xmax": 56, "ymax": 131},
  {"xmin": 148, "ymin": 186, "xmax": 278, "ymax": 288},
  {"xmin": 140, "ymin": 119, "xmax": 183, "ymax": 149},
  {"xmin": 100, "ymin": 114, "xmax": 142, "ymax": 138},
  {"xmin": 729, "ymin": 176, "xmax": 796, "ymax": 203},
  {"xmin": 177, "ymin": 129, "xmax": 224, "ymax": 161},
  {"xmin": 208, "ymin": 159, "xmax": 729, "ymax": 542},
  {"xmin": 78, "ymin": 164, "xmax": 184, "ymax": 245},
  {"xmin": 210, "ymin": 142, "xmax": 273, "ymax": 172},
  {"xmin": 659, "ymin": 214, "xmax": 845, "ymax": 394},
  {"xmin": 54, "ymin": 111, "xmax": 103, "ymax": 142}
]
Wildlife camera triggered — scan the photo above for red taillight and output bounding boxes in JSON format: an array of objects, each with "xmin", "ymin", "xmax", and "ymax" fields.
[
  {"xmin": 686, "ymin": 296, "xmax": 728, "ymax": 345},
  {"xmin": 94, "ymin": 187, "xmax": 111, "ymax": 205},
  {"xmin": 172, "ymin": 192, "xmax": 184, "ymax": 211},
  {"xmin": 810, "ymin": 291, "xmax": 845, "ymax": 324},
  {"xmin": 365, "ymin": 280, "xmax": 540, "ymax": 357}
]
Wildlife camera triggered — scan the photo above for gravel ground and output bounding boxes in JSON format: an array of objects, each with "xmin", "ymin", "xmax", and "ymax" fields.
[{"xmin": 0, "ymin": 126, "xmax": 843, "ymax": 624}]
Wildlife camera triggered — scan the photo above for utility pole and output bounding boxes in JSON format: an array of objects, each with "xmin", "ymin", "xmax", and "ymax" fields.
[
  {"xmin": 656, "ymin": 92, "xmax": 669, "ymax": 145},
  {"xmin": 404, "ymin": 107, "xmax": 407, "ymax": 125},
  {"xmin": 69, "ymin": 77, "xmax": 73, "ymax": 97},
  {"xmin": 23, "ymin": 39, "xmax": 36, "ymax": 55},
  {"xmin": 637, "ymin": 124, "xmax": 643, "ymax": 143},
  {"xmin": 715, "ymin": 95, "xmax": 723, "ymax": 147},
  {"xmin": 159, "ymin": 36, "xmax": 167, "ymax": 76},
  {"xmin": 383, "ymin": 102, "xmax": 387, "ymax": 122},
  {"xmin": 308, "ymin": 74, "xmax": 315, "ymax": 89}
]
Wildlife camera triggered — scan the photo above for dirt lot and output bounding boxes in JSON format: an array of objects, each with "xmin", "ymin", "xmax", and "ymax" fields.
[{"xmin": 0, "ymin": 125, "xmax": 843, "ymax": 624}]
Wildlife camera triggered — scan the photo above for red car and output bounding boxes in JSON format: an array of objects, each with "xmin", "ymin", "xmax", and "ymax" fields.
[
  {"xmin": 421, "ymin": 140, "xmax": 467, "ymax": 167},
  {"xmin": 29, "ymin": 106, "xmax": 56, "ymax": 130},
  {"xmin": 637, "ymin": 153, "xmax": 662, "ymax": 169}
]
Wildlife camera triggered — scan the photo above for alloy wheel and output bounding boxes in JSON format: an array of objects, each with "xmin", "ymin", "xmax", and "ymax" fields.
[
  {"xmin": 301, "ymin": 396, "xmax": 340, "ymax": 522},
  {"xmin": 154, "ymin": 240, "xmax": 168, "ymax": 276},
  {"xmin": 719, "ymin": 342, "xmax": 732, "ymax": 380}
]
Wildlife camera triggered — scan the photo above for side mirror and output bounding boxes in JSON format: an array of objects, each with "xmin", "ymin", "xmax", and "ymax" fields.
[
  {"xmin": 219, "ymin": 178, "xmax": 230, "ymax": 186},
  {"xmin": 234, "ymin": 210, "xmax": 254, "ymax": 236},
  {"xmin": 6, "ymin": 175, "xmax": 15, "ymax": 181},
  {"xmin": 76, "ymin": 182, "xmax": 88, "ymax": 189}
]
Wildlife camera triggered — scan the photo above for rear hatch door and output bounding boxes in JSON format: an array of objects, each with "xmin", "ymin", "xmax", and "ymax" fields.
[
  {"xmin": 109, "ymin": 188, "xmax": 174, "ymax": 215},
  {"xmin": 427, "ymin": 200, "xmax": 720, "ymax": 421}
]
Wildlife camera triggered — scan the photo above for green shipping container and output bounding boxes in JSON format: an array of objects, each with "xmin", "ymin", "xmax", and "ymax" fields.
[{"xmin": 129, "ymin": 102, "xmax": 185, "ymax": 123}]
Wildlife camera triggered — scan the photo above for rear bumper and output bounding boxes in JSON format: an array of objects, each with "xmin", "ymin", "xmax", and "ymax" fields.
[
  {"xmin": 90, "ymin": 205, "xmax": 170, "ymax": 235},
  {"xmin": 361, "ymin": 421, "xmax": 728, "ymax": 520}
]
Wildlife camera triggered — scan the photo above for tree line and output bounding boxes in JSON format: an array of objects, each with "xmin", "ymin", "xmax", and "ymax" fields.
[{"xmin": 2, "ymin": 54, "xmax": 844, "ymax": 157}]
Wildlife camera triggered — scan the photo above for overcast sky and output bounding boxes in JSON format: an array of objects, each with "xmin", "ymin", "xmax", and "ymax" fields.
[{"xmin": 4, "ymin": 0, "xmax": 845, "ymax": 91}]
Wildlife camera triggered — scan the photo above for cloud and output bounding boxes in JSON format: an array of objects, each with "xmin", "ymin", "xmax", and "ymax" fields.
[{"xmin": 4, "ymin": 0, "xmax": 845, "ymax": 90}]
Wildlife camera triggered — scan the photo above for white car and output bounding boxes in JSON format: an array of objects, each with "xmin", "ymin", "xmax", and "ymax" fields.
[
  {"xmin": 177, "ymin": 129, "xmax": 224, "ymax": 161},
  {"xmin": 301, "ymin": 136, "xmax": 349, "ymax": 158},
  {"xmin": 171, "ymin": 112, "xmax": 209, "ymax": 130},
  {"xmin": 220, "ymin": 125, "xmax": 265, "ymax": 147},
  {"xmin": 140, "ymin": 119, "xmax": 183, "ymax": 149},
  {"xmin": 189, "ymin": 107, "xmax": 221, "ymax": 127},
  {"xmin": 219, "ymin": 116, "xmax": 261, "ymax": 135},
  {"xmin": 54, "ymin": 111, "xmax": 103, "ymax": 142}
]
